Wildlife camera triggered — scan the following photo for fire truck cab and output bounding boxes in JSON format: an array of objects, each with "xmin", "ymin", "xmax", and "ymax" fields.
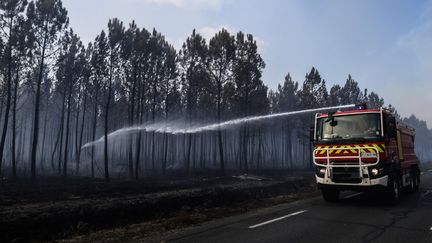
[{"xmin": 312, "ymin": 105, "xmax": 420, "ymax": 204}]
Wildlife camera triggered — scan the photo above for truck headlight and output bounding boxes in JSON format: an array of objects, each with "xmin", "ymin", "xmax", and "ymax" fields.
[
  {"xmin": 319, "ymin": 168, "xmax": 326, "ymax": 174},
  {"xmin": 371, "ymin": 168, "xmax": 379, "ymax": 176}
]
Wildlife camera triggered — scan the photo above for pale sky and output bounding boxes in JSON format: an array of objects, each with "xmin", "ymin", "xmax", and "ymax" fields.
[{"xmin": 63, "ymin": 0, "xmax": 432, "ymax": 127}]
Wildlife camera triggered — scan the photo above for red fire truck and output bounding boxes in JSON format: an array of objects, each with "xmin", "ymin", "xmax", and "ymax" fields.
[{"xmin": 312, "ymin": 105, "xmax": 420, "ymax": 204}]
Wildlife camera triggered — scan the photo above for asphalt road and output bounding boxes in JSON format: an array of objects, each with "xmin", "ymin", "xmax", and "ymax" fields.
[{"xmin": 161, "ymin": 171, "xmax": 432, "ymax": 243}]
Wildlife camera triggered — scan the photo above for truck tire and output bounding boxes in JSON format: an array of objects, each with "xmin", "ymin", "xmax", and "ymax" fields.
[
  {"xmin": 413, "ymin": 170, "xmax": 420, "ymax": 192},
  {"xmin": 408, "ymin": 168, "xmax": 420, "ymax": 193},
  {"xmin": 387, "ymin": 177, "xmax": 400, "ymax": 205},
  {"xmin": 408, "ymin": 175, "xmax": 415, "ymax": 193},
  {"xmin": 322, "ymin": 188, "xmax": 340, "ymax": 202}
]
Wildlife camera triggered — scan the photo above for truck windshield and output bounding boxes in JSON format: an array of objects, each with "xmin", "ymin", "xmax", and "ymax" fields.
[{"xmin": 316, "ymin": 113, "xmax": 381, "ymax": 141}]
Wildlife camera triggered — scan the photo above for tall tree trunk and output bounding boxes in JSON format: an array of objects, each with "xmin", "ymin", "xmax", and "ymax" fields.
[
  {"xmin": 74, "ymin": 92, "xmax": 81, "ymax": 174},
  {"xmin": 242, "ymin": 125, "xmax": 248, "ymax": 172},
  {"xmin": 128, "ymin": 75, "xmax": 136, "ymax": 179},
  {"xmin": 217, "ymin": 81, "xmax": 225, "ymax": 175},
  {"xmin": 185, "ymin": 133, "xmax": 192, "ymax": 173},
  {"xmin": 104, "ymin": 97, "xmax": 111, "ymax": 182},
  {"xmin": 63, "ymin": 84, "xmax": 73, "ymax": 177},
  {"xmin": 135, "ymin": 131, "xmax": 142, "ymax": 180},
  {"xmin": 51, "ymin": 120, "xmax": 61, "ymax": 170},
  {"xmin": 0, "ymin": 23, "xmax": 14, "ymax": 175},
  {"xmin": 76, "ymin": 92, "xmax": 87, "ymax": 175},
  {"xmin": 39, "ymin": 104, "xmax": 49, "ymax": 173},
  {"xmin": 151, "ymin": 131, "xmax": 155, "ymax": 171},
  {"xmin": 104, "ymin": 60, "xmax": 113, "ymax": 182},
  {"xmin": 58, "ymin": 94, "xmax": 66, "ymax": 174},
  {"xmin": 90, "ymin": 90, "xmax": 99, "ymax": 178},
  {"xmin": 11, "ymin": 66, "xmax": 19, "ymax": 178},
  {"xmin": 30, "ymin": 32, "xmax": 48, "ymax": 180},
  {"xmin": 162, "ymin": 133, "xmax": 168, "ymax": 175}
]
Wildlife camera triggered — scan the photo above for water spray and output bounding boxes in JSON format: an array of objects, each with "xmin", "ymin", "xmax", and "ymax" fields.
[{"xmin": 82, "ymin": 104, "xmax": 356, "ymax": 149}]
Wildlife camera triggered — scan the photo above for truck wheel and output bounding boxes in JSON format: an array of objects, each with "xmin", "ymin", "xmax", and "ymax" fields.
[
  {"xmin": 387, "ymin": 178, "xmax": 400, "ymax": 205},
  {"xmin": 409, "ymin": 169, "xmax": 420, "ymax": 193},
  {"xmin": 413, "ymin": 171, "xmax": 420, "ymax": 192},
  {"xmin": 408, "ymin": 176, "xmax": 415, "ymax": 193},
  {"xmin": 322, "ymin": 188, "xmax": 340, "ymax": 202}
]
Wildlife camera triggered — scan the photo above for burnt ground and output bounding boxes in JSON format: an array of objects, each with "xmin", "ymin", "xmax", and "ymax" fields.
[{"xmin": 0, "ymin": 170, "xmax": 317, "ymax": 243}]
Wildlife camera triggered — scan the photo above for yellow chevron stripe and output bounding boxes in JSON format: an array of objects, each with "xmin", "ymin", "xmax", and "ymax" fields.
[
  {"xmin": 335, "ymin": 145, "xmax": 345, "ymax": 154},
  {"xmin": 347, "ymin": 145, "xmax": 357, "ymax": 153},
  {"xmin": 320, "ymin": 146, "xmax": 329, "ymax": 155},
  {"xmin": 327, "ymin": 146, "xmax": 334, "ymax": 154},
  {"xmin": 316, "ymin": 143, "xmax": 386, "ymax": 155},
  {"xmin": 354, "ymin": 145, "xmax": 366, "ymax": 153},
  {"xmin": 372, "ymin": 144, "xmax": 384, "ymax": 153}
]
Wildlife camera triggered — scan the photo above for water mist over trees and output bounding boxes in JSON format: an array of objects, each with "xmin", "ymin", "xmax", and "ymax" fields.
[{"xmin": 0, "ymin": 0, "xmax": 430, "ymax": 181}]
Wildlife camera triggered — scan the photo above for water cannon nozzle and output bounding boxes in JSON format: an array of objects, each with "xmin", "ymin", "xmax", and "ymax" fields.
[{"xmin": 355, "ymin": 103, "xmax": 368, "ymax": 110}]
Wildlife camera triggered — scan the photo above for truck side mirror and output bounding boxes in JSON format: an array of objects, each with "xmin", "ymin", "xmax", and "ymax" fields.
[
  {"xmin": 387, "ymin": 117, "xmax": 397, "ymax": 138},
  {"xmin": 310, "ymin": 126, "xmax": 315, "ymax": 142}
]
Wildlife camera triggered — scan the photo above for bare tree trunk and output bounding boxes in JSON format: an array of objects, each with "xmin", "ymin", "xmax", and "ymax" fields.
[
  {"xmin": 57, "ymin": 95, "xmax": 66, "ymax": 174},
  {"xmin": 0, "ymin": 24, "xmax": 14, "ymax": 175},
  {"xmin": 63, "ymin": 83, "xmax": 73, "ymax": 177},
  {"xmin": 90, "ymin": 90, "xmax": 98, "ymax": 178},
  {"xmin": 104, "ymin": 78, "xmax": 112, "ymax": 182},
  {"xmin": 76, "ymin": 92, "xmax": 87, "ymax": 174},
  {"xmin": 162, "ymin": 133, "xmax": 168, "ymax": 175},
  {"xmin": 257, "ymin": 128, "xmax": 262, "ymax": 170},
  {"xmin": 74, "ymin": 92, "xmax": 81, "ymax": 174},
  {"xmin": 30, "ymin": 29, "xmax": 48, "ymax": 180},
  {"xmin": 51, "ymin": 119, "xmax": 61, "ymax": 170},
  {"xmin": 243, "ymin": 125, "xmax": 248, "ymax": 172},
  {"xmin": 11, "ymin": 67, "xmax": 19, "ymax": 178},
  {"xmin": 39, "ymin": 105, "xmax": 49, "ymax": 173},
  {"xmin": 217, "ymin": 85, "xmax": 225, "ymax": 175},
  {"xmin": 185, "ymin": 133, "xmax": 192, "ymax": 173},
  {"xmin": 128, "ymin": 76, "xmax": 136, "ymax": 179},
  {"xmin": 135, "ymin": 131, "xmax": 142, "ymax": 180}
]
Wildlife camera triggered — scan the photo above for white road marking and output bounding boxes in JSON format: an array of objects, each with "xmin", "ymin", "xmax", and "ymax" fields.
[
  {"xmin": 343, "ymin": 192, "xmax": 363, "ymax": 200},
  {"xmin": 430, "ymin": 226, "xmax": 432, "ymax": 231},
  {"xmin": 248, "ymin": 210, "xmax": 308, "ymax": 229},
  {"xmin": 421, "ymin": 172, "xmax": 425, "ymax": 175}
]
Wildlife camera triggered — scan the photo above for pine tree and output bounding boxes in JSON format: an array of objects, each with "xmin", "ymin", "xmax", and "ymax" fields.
[
  {"xmin": 27, "ymin": 0, "xmax": 68, "ymax": 180},
  {"xmin": 207, "ymin": 28, "xmax": 236, "ymax": 174},
  {"xmin": 0, "ymin": 0, "xmax": 28, "ymax": 175}
]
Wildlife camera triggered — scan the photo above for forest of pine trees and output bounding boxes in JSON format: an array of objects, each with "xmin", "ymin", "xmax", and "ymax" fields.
[{"xmin": 0, "ymin": 0, "xmax": 430, "ymax": 180}]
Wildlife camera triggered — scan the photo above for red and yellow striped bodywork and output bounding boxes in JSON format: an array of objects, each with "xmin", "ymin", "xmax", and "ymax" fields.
[{"xmin": 314, "ymin": 142, "xmax": 387, "ymax": 164}]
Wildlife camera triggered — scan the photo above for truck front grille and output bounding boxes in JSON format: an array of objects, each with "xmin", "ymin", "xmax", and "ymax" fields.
[{"xmin": 331, "ymin": 167, "xmax": 362, "ymax": 183}]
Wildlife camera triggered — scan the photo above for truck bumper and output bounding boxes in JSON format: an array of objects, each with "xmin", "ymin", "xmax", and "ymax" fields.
[{"xmin": 316, "ymin": 175, "xmax": 388, "ymax": 191}]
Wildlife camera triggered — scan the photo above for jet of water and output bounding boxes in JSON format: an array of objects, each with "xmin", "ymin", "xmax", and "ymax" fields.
[
  {"xmin": 177, "ymin": 104, "xmax": 356, "ymax": 134},
  {"xmin": 82, "ymin": 104, "xmax": 356, "ymax": 149}
]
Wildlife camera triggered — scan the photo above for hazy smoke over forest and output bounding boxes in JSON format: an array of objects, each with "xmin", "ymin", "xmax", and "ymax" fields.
[{"xmin": 0, "ymin": 0, "xmax": 431, "ymax": 181}]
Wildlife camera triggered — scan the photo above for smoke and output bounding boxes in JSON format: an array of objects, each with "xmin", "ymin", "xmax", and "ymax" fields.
[{"xmin": 82, "ymin": 104, "xmax": 356, "ymax": 149}]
